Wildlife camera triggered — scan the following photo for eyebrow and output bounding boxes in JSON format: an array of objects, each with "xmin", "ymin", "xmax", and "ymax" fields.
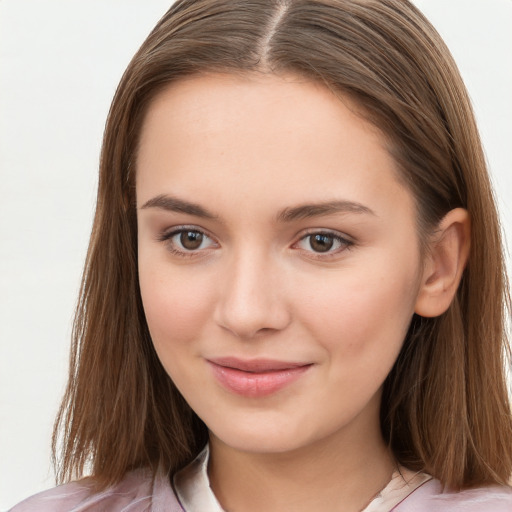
[
  {"xmin": 277, "ymin": 200, "xmax": 375, "ymax": 222},
  {"xmin": 140, "ymin": 194, "xmax": 375, "ymax": 222},
  {"xmin": 140, "ymin": 194, "xmax": 218, "ymax": 219}
]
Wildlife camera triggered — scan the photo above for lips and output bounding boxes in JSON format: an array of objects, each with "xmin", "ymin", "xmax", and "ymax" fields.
[{"xmin": 207, "ymin": 357, "xmax": 312, "ymax": 397}]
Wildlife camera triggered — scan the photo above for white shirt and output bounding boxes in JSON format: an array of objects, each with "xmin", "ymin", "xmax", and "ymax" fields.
[{"xmin": 173, "ymin": 445, "xmax": 432, "ymax": 511}]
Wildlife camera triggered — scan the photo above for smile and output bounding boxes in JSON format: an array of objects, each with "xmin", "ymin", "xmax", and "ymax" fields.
[{"xmin": 207, "ymin": 358, "xmax": 313, "ymax": 397}]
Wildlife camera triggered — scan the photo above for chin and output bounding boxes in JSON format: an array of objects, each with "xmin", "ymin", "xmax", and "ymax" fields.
[
  {"xmin": 213, "ymin": 429, "xmax": 309, "ymax": 454},
  {"xmin": 205, "ymin": 408, "xmax": 336, "ymax": 456}
]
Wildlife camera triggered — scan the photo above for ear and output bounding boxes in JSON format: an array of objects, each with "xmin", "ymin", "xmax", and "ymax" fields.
[{"xmin": 414, "ymin": 208, "xmax": 471, "ymax": 318}]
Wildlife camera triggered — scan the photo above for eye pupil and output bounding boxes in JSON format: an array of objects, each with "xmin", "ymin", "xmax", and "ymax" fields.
[
  {"xmin": 180, "ymin": 231, "xmax": 203, "ymax": 250},
  {"xmin": 310, "ymin": 234, "xmax": 334, "ymax": 252}
]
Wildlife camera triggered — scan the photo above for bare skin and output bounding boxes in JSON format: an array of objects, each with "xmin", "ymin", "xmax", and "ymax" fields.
[
  {"xmin": 208, "ymin": 392, "xmax": 394, "ymax": 512},
  {"xmin": 136, "ymin": 73, "xmax": 469, "ymax": 511}
]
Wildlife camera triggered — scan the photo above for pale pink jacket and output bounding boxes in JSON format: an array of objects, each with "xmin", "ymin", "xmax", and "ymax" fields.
[{"xmin": 9, "ymin": 469, "xmax": 512, "ymax": 511}]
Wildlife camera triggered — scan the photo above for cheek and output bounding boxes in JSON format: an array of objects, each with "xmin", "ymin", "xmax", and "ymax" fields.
[
  {"xmin": 138, "ymin": 259, "xmax": 223, "ymax": 403},
  {"xmin": 138, "ymin": 261, "xmax": 216, "ymax": 352},
  {"xmin": 296, "ymin": 253, "xmax": 420, "ymax": 368}
]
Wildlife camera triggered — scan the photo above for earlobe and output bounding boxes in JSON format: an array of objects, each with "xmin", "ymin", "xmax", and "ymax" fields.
[{"xmin": 414, "ymin": 208, "xmax": 471, "ymax": 318}]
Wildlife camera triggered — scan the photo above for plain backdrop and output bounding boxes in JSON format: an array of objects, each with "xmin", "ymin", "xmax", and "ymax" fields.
[{"xmin": 1, "ymin": 1, "xmax": 511, "ymax": 510}]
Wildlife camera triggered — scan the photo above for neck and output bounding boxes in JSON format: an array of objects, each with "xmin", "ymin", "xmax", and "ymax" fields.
[{"xmin": 208, "ymin": 404, "xmax": 395, "ymax": 512}]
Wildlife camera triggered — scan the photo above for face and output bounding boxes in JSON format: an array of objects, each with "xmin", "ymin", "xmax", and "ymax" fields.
[{"xmin": 136, "ymin": 73, "xmax": 424, "ymax": 456}]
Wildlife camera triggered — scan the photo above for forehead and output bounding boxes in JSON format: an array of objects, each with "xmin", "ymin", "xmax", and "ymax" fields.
[
  {"xmin": 136, "ymin": 72, "xmax": 413, "ymax": 221},
  {"xmin": 138, "ymin": 72, "xmax": 384, "ymax": 161}
]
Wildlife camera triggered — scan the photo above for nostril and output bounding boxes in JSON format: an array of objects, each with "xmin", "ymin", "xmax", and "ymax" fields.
[
  {"xmin": 213, "ymin": 257, "xmax": 292, "ymax": 338},
  {"xmin": 215, "ymin": 300, "xmax": 291, "ymax": 340}
]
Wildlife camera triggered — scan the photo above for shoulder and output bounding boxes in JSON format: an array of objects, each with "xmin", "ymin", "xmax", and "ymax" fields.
[
  {"xmin": 395, "ymin": 478, "xmax": 512, "ymax": 511},
  {"xmin": 9, "ymin": 468, "xmax": 184, "ymax": 512}
]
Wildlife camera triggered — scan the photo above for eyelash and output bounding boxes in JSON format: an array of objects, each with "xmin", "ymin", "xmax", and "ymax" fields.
[
  {"xmin": 293, "ymin": 230, "xmax": 354, "ymax": 259},
  {"xmin": 158, "ymin": 226, "xmax": 218, "ymax": 258},
  {"xmin": 158, "ymin": 226, "xmax": 354, "ymax": 259}
]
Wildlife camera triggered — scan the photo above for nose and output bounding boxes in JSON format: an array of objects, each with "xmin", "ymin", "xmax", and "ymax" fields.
[{"xmin": 214, "ymin": 249, "xmax": 292, "ymax": 339}]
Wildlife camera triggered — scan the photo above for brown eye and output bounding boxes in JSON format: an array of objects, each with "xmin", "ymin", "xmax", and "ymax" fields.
[
  {"xmin": 180, "ymin": 230, "xmax": 204, "ymax": 250},
  {"xmin": 161, "ymin": 227, "xmax": 216, "ymax": 256},
  {"xmin": 309, "ymin": 234, "xmax": 334, "ymax": 252},
  {"xmin": 295, "ymin": 231, "xmax": 352, "ymax": 256}
]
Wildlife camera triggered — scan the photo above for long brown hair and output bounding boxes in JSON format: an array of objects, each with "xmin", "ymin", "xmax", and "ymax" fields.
[{"xmin": 53, "ymin": 0, "xmax": 512, "ymax": 490}]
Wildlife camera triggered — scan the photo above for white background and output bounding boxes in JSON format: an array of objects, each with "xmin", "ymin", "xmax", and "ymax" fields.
[{"xmin": 1, "ymin": 1, "xmax": 511, "ymax": 509}]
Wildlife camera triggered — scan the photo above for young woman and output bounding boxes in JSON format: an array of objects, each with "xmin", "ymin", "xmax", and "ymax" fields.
[{"xmin": 11, "ymin": 0, "xmax": 512, "ymax": 510}]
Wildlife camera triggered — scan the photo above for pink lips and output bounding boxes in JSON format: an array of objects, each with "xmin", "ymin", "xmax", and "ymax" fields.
[{"xmin": 208, "ymin": 357, "xmax": 312, "ymax": 397}]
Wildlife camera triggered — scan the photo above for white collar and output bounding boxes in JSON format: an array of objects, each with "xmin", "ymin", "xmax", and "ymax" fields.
[
  {"xmin": 173, "ymin": 444, "xmax": 431, "ymax": 512},
  {"xmin": 362, "ymin": 466, "xmax": 431, "ymax": 511},
  {"xmin": 174, "ymin": 445, "xmax": 225, "ymax": 512}
]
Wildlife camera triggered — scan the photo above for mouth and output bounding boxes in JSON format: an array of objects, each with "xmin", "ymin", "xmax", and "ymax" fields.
[{"xmin": 207, "ymin": 357, "xmax": 313, "ymax": 397}]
